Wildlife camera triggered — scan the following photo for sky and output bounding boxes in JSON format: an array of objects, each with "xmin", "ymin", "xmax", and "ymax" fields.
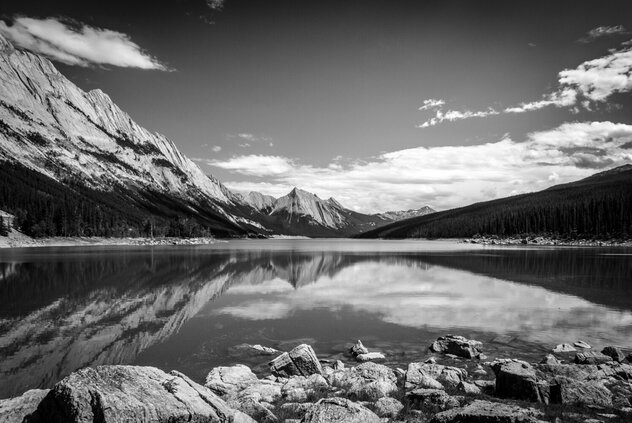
[{"xmin": 2, "ymin": 0, "xmax": 632, "ymax": 213}]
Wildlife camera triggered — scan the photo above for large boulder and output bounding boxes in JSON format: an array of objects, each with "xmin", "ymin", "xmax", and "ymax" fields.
[
  {"xmin": 281, "ymin": 374, "xmax": 329, "ymax": 403},
  {"xmin": 0, "ymin": 389, "xmax": 49, "ymax": 423},
  {"xmin": 28, "ymin": 365, "xmax": 254, "ymax": 423},
  {"xmin": 549, "ymin": 377, "xmax": 613, "ymax": 408},
  {"xmin": 552, "ymin": 343, "xmax": 576, "ymax": 353},
  {"xmin": 430, "ymin": 335, "xmax": 483, "ymax": 359},
  {"xmin": 601, "ymin": 346, "xmax": 626, "ymax": 363},
  {"xmin": 349, "ymin": 340, "xmax": 369, "ymax": 357},
  {"xmin": 405, "ymin": 389, "xmax": 460, "ymax": 413},
  {"xmin": 301, "ymin": 398, "xmax": 381, "ymax": 423},
  {"xmin": 430, "ymin": 400, "xmax": 542, "ymax": 423},
  {"xmin": 493, "ymin": 361, "xmax": 545, "ymax": 403},
  {"xmin": 405, "ymin": 362, "xmax": 467, "ymax": 391},
  {"xmin": 328, "ymin": 362, "xmax": 398, "ymax": 401},
  {"xmin": 574, "ymin": 351, "xmax": 613, "ymax": 365},
  {"xmin": 205, "ymin": 364, "xmax": 259, "ymax": 396},
  {"xmin": 270, "ymin": 344, "xmax": 323, "ymax": 377},
  {"xmin": 372, "ymin": 397, "xmax": 403, "ymax": 418}
]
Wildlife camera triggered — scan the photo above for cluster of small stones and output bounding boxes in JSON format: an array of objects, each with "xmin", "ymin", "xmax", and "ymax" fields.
[
  {"xmin": 463, "ymin": 236, "xmax": 632, "ymax": 247},
  {"xmin": 1, "ymin": 335, "xmax": 631, "ymax": 423}
]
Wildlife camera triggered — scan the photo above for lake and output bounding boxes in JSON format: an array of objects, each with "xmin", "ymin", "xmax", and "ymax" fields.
[{"xmin": 1, "ymin": 239, "xmax": 631, "ymax": 398}]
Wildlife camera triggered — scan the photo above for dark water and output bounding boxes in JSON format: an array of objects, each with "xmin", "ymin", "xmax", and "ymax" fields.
[{"xmin": 1, "ymin": 239, "xmax": 631, "ymax": 398}]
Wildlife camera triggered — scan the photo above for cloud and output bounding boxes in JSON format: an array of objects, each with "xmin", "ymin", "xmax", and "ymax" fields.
[
  {"xmin": 211, "ymin": 145, "xmax": 222, "ymax": 152},
  {"xmin": 578, "ymin": 25, "xmax": 628, "ymax": 43},
  {"xmin": 229, "ymin": 133, "xmax": 273, "ymax": 143},
  {"xmin": 0, "ymin": 17, "xmax": 168, "ymax": 70},
  {"xmin": 418, "ymin": 99, "xmax": 445, "ymax": 111},
  {"xmin": 207, "ymin": 121, "xmax": 632, "ymax": 213},
  {"xmin": 417, "ymin": 42, "xmax": 632, "ymax": 127},
  {"xmin": 417, "ymin": 107, "xmax": 500, "ymax": 128},
  {"xmin": 207, "ymin": 154, "xmax": 296, "ymax": 177}
]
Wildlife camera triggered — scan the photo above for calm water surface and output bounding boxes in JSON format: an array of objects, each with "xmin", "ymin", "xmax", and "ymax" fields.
[{"xmin": 1, "ymin": 239, "xmax": 631, "ymax": 398}]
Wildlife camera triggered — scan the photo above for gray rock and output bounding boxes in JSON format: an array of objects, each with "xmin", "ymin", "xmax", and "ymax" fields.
[
  {"xmin": 574, "ymin": 340, "xmax": 591, "ymax": 349},
  {"xmin": 205, "ymin": 364, "xmax": 259, "ymax": 396},
  {"xmin": 552, "ymin": 343, "xmax": 576, "ymax": 353},
  {"xmin": 457, "ymin": 381, "xmax": 481, "ymax": 395},
  {"xmin": 492, "ymin": 361, "xmax": 544, "ymax": 403},
  {"xmin": 355, "ymin": 352, "xmax": 386, "ymax": 363},
  {"xmin": 349, "ymin": 340, "xmax": 369, "ymax": 357},
  {"xmin": 430, "ymin": 335, "xmax": 483, "ymax": 359},
  {"xmin": 0, "ymin": 389, "xmax": 49, "ymax": 423},
  {"xmin": 429, "ymin": 400, "xmax": 542, "ymax": 423},
  {"xmin": 601, "ymin": 346, "xmax": 626, "ymax": 363},
  {"xmin": 270, "ymin": 344, "xmax": 323, "ymax": 377},
  {"xmin": 372, "ymin": 397, "xmax": 403, "ymax": 418},
  {"xmin": 281, "ymin": 374, "xmax": 328, "ymax": 403},
  {"xmin": 540, "ymin": 354, "xmax": 561, "ymax": 365},
  {"xmin": 332, "ymin": 360, "xmax": 345, "ymax": 371},
  {"xmin": 574, "ymin": 351, "xmax": 612, "ymax": 365},
  {"xmin": 405, "ymin": 389, "xmax": 460, "ymax": 413},
  {"xmin": 302, "ymin": 398, "xmax": 381, "ymax": 423},
  {"xmin": 328, "ymin": 362, "xmax": 397, "ymax": 401},
  {"xmin": 228, "ymin": 343, "xmax": 280, "ymax": 357},
  {"xmin": 549, "ymin": 377, "xmax": 613, "ymax": 407},
  {"xmin": 405, "ymin": 362, "xmax": 467, "ymax": 391},
  {"xmin": 29, "ymin": 365, "xmax": 254, "ymax": 423}
]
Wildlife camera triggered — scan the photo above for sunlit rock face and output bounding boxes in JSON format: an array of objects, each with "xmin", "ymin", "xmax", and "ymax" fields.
[{"xmin": 0, "ymin": 34, "xmax": 240, "ymax": 216}]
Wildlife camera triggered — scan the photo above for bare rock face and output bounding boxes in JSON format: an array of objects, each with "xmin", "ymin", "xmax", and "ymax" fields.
[
  {"xmin": 27, "ymin": 365, "xmax": 254, "ymax": 423},
  {"xmin": 492, "ymin": 361, "xmax": 545, "ymax": 403},
  {"xmin": 429, "ymin": 400, "xmax": 542, "ymax": 423},
  {"xmin": 574, "ymin": 351, "xmax": 613, "ymax": 365},
  {"xmin": 301, "ymin": 398, "xmax": 381, "ymax": 423},
  {"xmin": 405, "ymin": 362, "xmax": 467, "ymax": 391},
  {"xmin": 270, "ymin": 344, "xmax": 323, "ymax": 377},
  {"xmin": 0, "ymin": 389, "xmax": 49, "ymax": 423},
  {"xmin": 430, "ymin": 335, "xmax": 483, "ymax": 359}
]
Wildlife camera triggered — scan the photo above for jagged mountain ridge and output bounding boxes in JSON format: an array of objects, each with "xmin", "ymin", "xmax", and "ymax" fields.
[
  {"xmin": 0, "ymin": 34, "xmax": 261, "ymax": 236},
  {"xmin": 239, "ymin": 187, "xmax": 435, "ymax": 236}
]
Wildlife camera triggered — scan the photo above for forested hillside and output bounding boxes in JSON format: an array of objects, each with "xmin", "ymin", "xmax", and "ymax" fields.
[
  {"xmin": 0, "ymin": 162, "xmax": 246, "ymax": 238},
  {"xmin": 357, "ymin": 165, "xmax": 632, "ymax": 240}
]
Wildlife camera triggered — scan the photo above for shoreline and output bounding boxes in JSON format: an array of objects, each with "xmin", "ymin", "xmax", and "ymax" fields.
[
  {"xmin": 1, "ymin": 336, "xmax": 630, "ymax": 422},
  {"xmin": 0, "ymin": 234, "xmax": 222, "ymax": 249},
  {"xmin": 461, "ymin": 235, "xmax": 632, "ymax": 247}
]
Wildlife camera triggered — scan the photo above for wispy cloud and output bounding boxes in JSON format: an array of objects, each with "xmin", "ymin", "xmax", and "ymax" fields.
[
  {"xmin": 0, "ymin": 17, "xmax": 168, "ymax": 70},
  {"xmin": 206, "ymin": 121, "xmax": 632, "ymax": 212},
  {"xmin": 417, "ymin": 42, "xmax": 632, "ymax": 127},
  {"xmin": 578, "ymin": 25, "xmax": 628, "ymax": 43},
  {"xmin": 211, "ymin": 145, "xmax": 222, "ymax": 152}
]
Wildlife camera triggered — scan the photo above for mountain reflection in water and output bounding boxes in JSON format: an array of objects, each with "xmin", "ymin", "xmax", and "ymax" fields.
[{"xmin": 1, "ymin": 241, "xmax": 631, "ymax": 398}]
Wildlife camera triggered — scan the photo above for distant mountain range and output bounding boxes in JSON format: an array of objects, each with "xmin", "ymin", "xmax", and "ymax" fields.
[
  {"xmin": 357, "ymin": 164, "xmax": 632, "ymax": 239},
  {"xmin": 0, "ymin": 34, "xmax": 432, "ymax": 239}
]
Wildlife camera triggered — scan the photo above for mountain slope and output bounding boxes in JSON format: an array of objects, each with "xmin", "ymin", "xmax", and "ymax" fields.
[
  {"xmin": 0, "ymin": 34, "xmax": 257, "ymax": 237},
  {"xmin": 377, "ymin": 206, "xmax": 435, "ymax": 221},
  {"xmin": 357, "ymin": 165, "xmax": 632, "ymax": 239},
  {"xmin": 237, "ymin": 188, "xmax": 390, "ymax": 237}
]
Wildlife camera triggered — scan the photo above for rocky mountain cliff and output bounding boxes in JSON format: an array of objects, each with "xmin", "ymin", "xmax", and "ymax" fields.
[
  {"xmin": 0, "ymin": 34, "xmax": 260, "ymax": 237},
  {"xmin": 239, "ymin": 187, "xmax": 435, "ymax": 237}
]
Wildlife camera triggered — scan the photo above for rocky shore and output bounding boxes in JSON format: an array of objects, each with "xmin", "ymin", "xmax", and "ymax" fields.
[
  {"xmin": 1, "ymin": 335, "xmax": 631, "ymax": 422},
  {"xmin": 462, "ymin": 235, "xmax": 632, "ymax": 247},
  {"xmin": 0, "ymin": 235, "xmax": 221, "ymax": 249}
]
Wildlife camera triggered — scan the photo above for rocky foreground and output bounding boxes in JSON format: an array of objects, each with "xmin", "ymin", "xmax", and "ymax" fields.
[{"xmin": 1, "ymin": 335, "xmax": 631, "ymax": 422}]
